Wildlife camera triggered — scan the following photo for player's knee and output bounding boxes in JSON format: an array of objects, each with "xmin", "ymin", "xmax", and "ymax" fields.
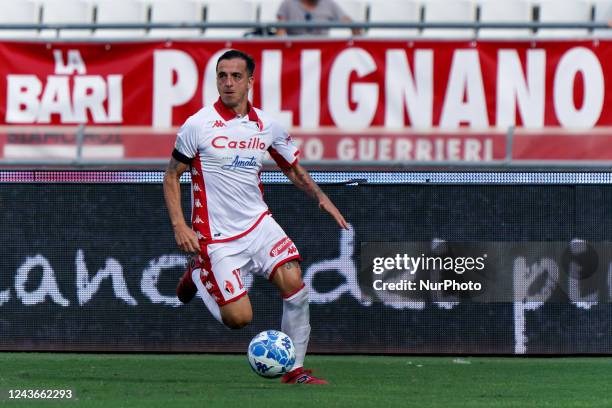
[
  {"xmin": 272, "ymin": 261, "xmax": 304, "ymax": 296},
  {"xmin": 222, "ymin": 308, "xmax": 253, "ymax": 329},
  {"xmin": 223, "ymin": 315, "xmax": 252, "ymax": 329},
  {"xmin": 287, "ymin": 276, "xmax": 304, "ymax": 292}
]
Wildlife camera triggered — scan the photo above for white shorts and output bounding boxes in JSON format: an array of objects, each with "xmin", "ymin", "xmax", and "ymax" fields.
[{"xmin": 191, "ymin": 213, "xmax": 301, "ymax": 306}]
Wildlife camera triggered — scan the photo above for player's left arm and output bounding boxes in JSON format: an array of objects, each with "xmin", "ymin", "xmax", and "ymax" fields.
[{"xmin": 282, "ymin": 163, "xmax": 349, "ymax": 230}]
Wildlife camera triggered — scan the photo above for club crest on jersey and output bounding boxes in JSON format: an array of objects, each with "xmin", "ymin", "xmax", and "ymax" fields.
[
  {"xmin": 212, "ymin": 136, "xmax": 266, "ymax": 151},
  {"xmin": 222, "ymin": 155, "xmax": 258, "ymax": 170},
  {"xmin": 270, "ymin": 237, "xmax": 294, "ymax": 257},
  {"xmin": 224, "ymin": 280, "xmax": 235, "ymax": 295}
]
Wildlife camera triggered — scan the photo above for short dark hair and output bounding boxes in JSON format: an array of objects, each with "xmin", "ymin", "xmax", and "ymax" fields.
[{"xmin": 216, "ymin": 50, "xmax": 255, "ymax": 77}]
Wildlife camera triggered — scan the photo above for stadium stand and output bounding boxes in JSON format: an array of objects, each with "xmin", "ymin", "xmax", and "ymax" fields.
[
  {"xmin": 367, "ymin": 0, "xmax": 421, "ymax": 38},
  {"xmin": 0, "ymin": 0, "xmax": 39, "ymax": 38},
  {"xmin": 40, "ymin": 0, "xmax": 95, "ymax": 38},
  {"xmin": 329, "ymin": 0, "xmax": 368, "ymax": 37},
  {"xmin": 258, "ymin": 0, "xmax": 285, "ymax": 23},
  {"xmin": 478, "ymin": 0, "xmax": 533, "ymax": 38},
  {"xmin": 421, "ymin": 0, "xmax": 477, "ymax": 38},
  {"xmin": 148, "ymin": 0, "xmax": 203, "ymax": 38},
  {"xmin": 593, "ymin": 0, "xmax": 612, "ymax": 37},
  {"xmin": 0, "ymin": 0, "xmax": 609, "ymax": 39},
  {"xmin": 94, "ymin": 0, "xmax": 148, "ymax": 38},
  {"xmin": 537, "ymin": 0, "xmax": 592, "ymax": 37},
  {"xmin": 204, "ymin": 0, "xmax": 258, "ymax": 38}
]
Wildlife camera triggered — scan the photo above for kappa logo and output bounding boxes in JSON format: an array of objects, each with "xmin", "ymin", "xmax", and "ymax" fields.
[
  {"xmin": 195, "ymin": 199, "xmax": 203, "ymax": 208},
  {"xmin": 270, "ymin": 237, "xmax": 294, "ymax": 257},
  {"xmin": 205, "ymin": 280, "xmax": 214, "ymax": 290},
  {"xmin": 193, "ymin": 183, "xmax": 201, "ymax": 192},
  {"xmin": 193, "ymin": 215, "xmax": 203, "ymax": 224},
  {"xmin": 224, "ymin": 280, "xmax": 235, "ymax": 295},
  {"xmin": 196, "ymin": 231, "xmax": 205, "ymax": 240},
  {"xmin": 200, "ymin": 268, "xmax": 209, "ymax": 278},
  {"xmin": 212, "ymin": 120, "xmax": 226, "ymax": 128},
  {"xmin": 287, "ymin": 246, "xmax": 298, "ymax": 255}
]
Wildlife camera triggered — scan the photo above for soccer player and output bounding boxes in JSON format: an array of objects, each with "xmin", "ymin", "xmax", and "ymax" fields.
[{"xmin": 163, "ymin": 49, "xmax": 348, "ymax": 384}]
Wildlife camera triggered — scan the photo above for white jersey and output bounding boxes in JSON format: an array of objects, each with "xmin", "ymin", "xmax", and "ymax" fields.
[{"xmin": 173, "ymin": 98, "xmax": 299, "ymax": 244}]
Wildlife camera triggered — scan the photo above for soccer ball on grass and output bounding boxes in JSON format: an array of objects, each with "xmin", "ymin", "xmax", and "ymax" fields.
[{"xmin": 247, "ymin": 330, "xmax": 296, "ymax": 378}]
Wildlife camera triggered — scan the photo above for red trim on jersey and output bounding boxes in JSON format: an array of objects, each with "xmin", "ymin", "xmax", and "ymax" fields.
[
  {"xmin": 207, "ymin": 211, "xmax": 270, "ymax": 244},
  {"xmin": 268, "ymin": 147, "xmax": 300, "ymax": 170},
  {"xmin": 191, "ymin": 154, "xmax": 212, "ymax": 245},
  {"xmin": 282, "ymin": 283, "xmax": 306, "ymax": 300},
  {"xmin": 268, "ymin": 255, "xmax": 302, "ymax": 281},
  {"xmin": 291, "ymin": 150, "xmax": 300, "ymax": 167},
  {"xmin": 214, "ymin": 98, "xmax": 262, "ymax": 130},
  {"xmin": 246, "ymin": 104, "xmax": 264, "ymax": 130},
  {"xmin": 214, "ymin": 98, "xmax": 236, "ymax": 121}
]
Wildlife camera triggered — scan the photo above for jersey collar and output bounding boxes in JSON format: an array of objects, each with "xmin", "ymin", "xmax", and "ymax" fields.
[{"xmin": 214, "ymin": 98, "xmax": 263, "ymax": 130}]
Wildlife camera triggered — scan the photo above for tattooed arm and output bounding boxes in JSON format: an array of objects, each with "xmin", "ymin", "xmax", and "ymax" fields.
[
  {"xmin": 163, "ymin": 157, "xmax": 200, "ymax": 253},
  {"xmin": 282, "ymin": 163, "xmax": 349, "ymax": 230}
]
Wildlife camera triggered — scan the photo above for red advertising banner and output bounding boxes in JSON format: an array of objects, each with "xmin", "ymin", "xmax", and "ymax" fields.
[
  {"xmin": 0, "ymin": 128, "xmax": 506, "ymax": 162},
  {"xmin": 2, "ymin": 127, "xmax": 612, "ymax": 163},
  {"xmin": 0, "ymin": 39, "xmax": 611, "ymax": 130}
]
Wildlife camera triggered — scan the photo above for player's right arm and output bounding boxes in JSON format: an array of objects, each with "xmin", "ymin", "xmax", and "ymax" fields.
[
  {"xmin": 163, "ymin": 157, "xmax": 200, "ymax": 254},
  {"xmin": 267, "ymin": 120, "xmax": 349, "ymax": 230}
]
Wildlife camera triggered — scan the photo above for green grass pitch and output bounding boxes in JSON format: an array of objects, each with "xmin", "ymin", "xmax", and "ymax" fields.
[{"xmin": 1, "ymin": 353, "xmax": 611, "ymax": 407}]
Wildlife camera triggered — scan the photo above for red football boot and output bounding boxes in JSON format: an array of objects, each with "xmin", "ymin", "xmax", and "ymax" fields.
[
  {"xmin": 176, "ymin": 258, "xmax": 198, "ymax": 304},
  {"xmin": 281, "ymin": 367, "xmax": 328, "ymax": 384}
]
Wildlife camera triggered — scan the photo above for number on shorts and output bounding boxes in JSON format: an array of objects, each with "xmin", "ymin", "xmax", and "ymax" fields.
[{"xmin": 232, "ymin": 269, "xmax": 244, "ymax": 289}]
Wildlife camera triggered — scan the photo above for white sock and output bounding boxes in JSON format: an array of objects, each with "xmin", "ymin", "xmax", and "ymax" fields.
[
  {"xmin": 281, "ymin": 285, "xmax": 310, "ymax": 370},
  {"xmin": 191, "ymin": 268, "xmax": 223, "ymax": 324}
]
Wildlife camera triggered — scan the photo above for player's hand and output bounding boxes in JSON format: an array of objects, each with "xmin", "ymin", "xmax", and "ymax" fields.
[
  {"xmin": 318, "ymin": 197, "xmax": 349, "ymax": 230},
  {"xmin": 173, "ymin": 223, "xmax": 200, "ymax": 254}
]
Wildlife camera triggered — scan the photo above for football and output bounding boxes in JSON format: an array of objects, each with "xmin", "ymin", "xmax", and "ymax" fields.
[{"xmin": 247, "ymin": 330, "xmax": 296, "ymax": 378}]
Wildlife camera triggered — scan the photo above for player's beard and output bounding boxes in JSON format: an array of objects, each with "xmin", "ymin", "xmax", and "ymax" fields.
[{"xmin": 221, "ymin": 92, "xmax": 247, "ymax": 111}]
